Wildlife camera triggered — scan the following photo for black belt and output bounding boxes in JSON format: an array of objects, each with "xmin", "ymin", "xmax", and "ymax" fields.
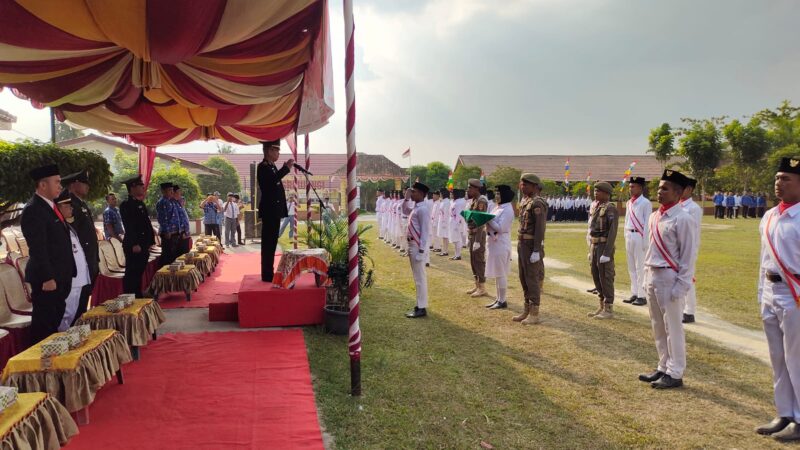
[
  {"xmin": 766, "ymin": 272, "xmax": 800, "ymax": 283},
  {"xmin": 649, "ymin": 266, "xmax": 672, "ymax": 270}
]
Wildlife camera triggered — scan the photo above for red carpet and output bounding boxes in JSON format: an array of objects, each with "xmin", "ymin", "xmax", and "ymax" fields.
[
  {"xmin": 158, "ymin": 252, "xmax": 268, "ymax": 309},
  {"xmin": 65, "ymin": 330, "xmax": 324, "ymax": 450}
]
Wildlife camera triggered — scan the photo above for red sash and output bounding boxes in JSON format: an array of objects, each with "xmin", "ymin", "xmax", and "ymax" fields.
[
  {"xmin": 764, "ymin": 211, "xmax": 800, "ymax": 305},
  {"xmin": 628, "ymin": 199, "xmax": 644, "ymax": 234},
  {"xmin": 649, "ymin": 212, "xmax": 678, "ymax": 272},
  {"xmin": 407, "ymin": 209, "xmax": 421, "ymax": 246}
]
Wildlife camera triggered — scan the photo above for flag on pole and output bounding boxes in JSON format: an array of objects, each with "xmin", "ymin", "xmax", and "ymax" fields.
[
  {"xmin": 479, "ymin": 170, "xmax": 485, "ymax": 184},
  {"xmin": 585, "ymin": 172, "xmax": 592, "ymax": 195},
  {"xmin": 447, "ymin": 171, "xmax": 454, "ymax": 191},
  {"xmin": 619, "ymin": 161, "xmax": 638, "ymax": 191},
  {"xmin": 402, "ymin": 147, "xmax": 411, "ymax": 158},
  {"xmin": 564, "ymin": 159, "xmax": 571, "ymax": 185}
]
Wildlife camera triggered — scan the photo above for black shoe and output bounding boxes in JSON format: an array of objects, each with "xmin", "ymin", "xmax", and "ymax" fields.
[
  {"xmin": 432, "ymin": 249, "xmax": 441, "ymax": 253},
  {"xmin": 773, "ymin": 422, "xmax": 800, "ymax": 441},
  {"xmin": 439, "ymin": 252, "xmax": 449, "ymax": 257},
  {"xmin": 485, "ymin": 300, "xmax": 498, "ymax": 308},
  {"xmin": 262, "ymin": 276, "xmax": 273, "ymax": 282},
  {"xmin": 405, "ymin": 307, "xmax": 427, "ymax": 318},
  {"xmin": 632, "ymin": 297, "xmax": 647, "ymax": 306},
  {"xmin": 450, "ymin": 256, "xmax": 461, "ymax": 261},
  {"xmin": 489, "ymin": 302, "xmax": 507, "ymax": 310},
  {"xmin": 638, "ymin": 370, "xmax": 664, "ymax": 383},
  {"xmin": 623, "ymin": 295, "xmax": 637, "ymax": 304},
  {"xmin": 682, "ymin": 314, "xmax": 695, "ymax": 323},
  {"xmin": 425, "ymin": 263, "xmax": 430, "ymax": 267},
  {"xmin": 756, "ymin": 417, "xmax": 793, "ymax": 435},
  {"xmin": 651, "ymin": 374, "xmax": 683, "ymax": 389},
  {"xmin": 586, "ymin": 288, "xmax": 598, "ymax": 294}
]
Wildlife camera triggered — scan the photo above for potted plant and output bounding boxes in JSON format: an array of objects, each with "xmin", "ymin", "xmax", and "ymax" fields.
[{"xmin": 303, "ymin": 216, "xmax": 374, "ymax": 335}]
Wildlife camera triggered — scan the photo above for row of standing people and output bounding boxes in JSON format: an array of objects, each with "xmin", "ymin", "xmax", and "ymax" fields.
[
  {"xmin": 199, "ymin": 191, "xmax": 246, "ymax": 248},
  {"xmin": 545, "ymin": 195, "xmax": 592, "ymax": 222},
  {"xmin": 712, "ymin": 191, "xmax": 768, "ymax": 219},
  {"xmin": 376, "ymin": 159, "xmax": 800, "ymax": 441}
]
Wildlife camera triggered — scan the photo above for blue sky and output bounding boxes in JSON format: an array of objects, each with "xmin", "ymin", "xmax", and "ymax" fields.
[{"xmin": 2, "ymin": 0, "xmax": 799, "ymax": 168}]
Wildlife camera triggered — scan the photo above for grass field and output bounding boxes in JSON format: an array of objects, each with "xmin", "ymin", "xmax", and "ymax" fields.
[{"xmin": 300, "ymin": 218, "xmax": 780, "ymax": 449}]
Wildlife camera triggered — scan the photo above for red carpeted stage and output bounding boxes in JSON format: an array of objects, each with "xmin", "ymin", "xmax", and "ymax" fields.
[{"xmin": 66, "ymin": 330, "xmax": 325, "ymax": 449}]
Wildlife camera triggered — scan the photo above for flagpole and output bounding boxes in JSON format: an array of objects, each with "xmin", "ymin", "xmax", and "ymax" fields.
[{"xmin": 407, "ymin": 146, "xmax": 412, "ymax": 188}]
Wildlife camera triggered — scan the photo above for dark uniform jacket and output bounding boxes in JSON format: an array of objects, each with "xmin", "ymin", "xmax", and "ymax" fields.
[
  {"xmin": 120, "ymin": 197, "xmax": 155, "ymax": 253},
  {"xmin": 69, "ymin": 193, "xmax": 99, "ymax": 280},
  {"xmin": 20, "ymin": 195, "xmax": 76, "ymax": 292},
  {"xmin": 518, "ymin": 195, "xmax": 548, "ymax": 253},
  {"xmin": 589, "ymin": 201, "xmax": 618, "ymax": 258},
  {"xmin": 257, "ymin": 160, "xmax": 290, "ymax": 220}
]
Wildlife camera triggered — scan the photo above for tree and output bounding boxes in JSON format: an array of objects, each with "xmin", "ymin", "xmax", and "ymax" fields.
[
  {"xmin": 678, "ymin": 120, "xmax": 724, "ymax": 202},
  {"xmin": 722, "ymin": 118, "xmax": 771, "ymax": 190},
  {"xmin": 487, "ymin": 166, "xmax": 522, "ymax": 194},
  {"xmin": 0, "ymin": 140, "xmax": 112, "ymax": 228},
  {"xmin": 196, "ymin": 156, "xmax": 242, "ymax": 197},
  {"xmin": 425, "ymin": 161, "xmax": 451, "ymax": 190},
  {"xmin": 110, "ymin": 149, "xmax": 167, "ymax": 196},
  {"xmin": 216, "ymin": 143, "xmax": 235, "ymax": 154},
  {"xmin": 145, "ymin": 162, "xmax": 202, "ymax": 219},
  {"xmin": 647, "ymin": 123, "xmax": 675, "ymax": 168},
  {"xmin": 54, "ymin": 122, "xmax": 83, "ymax": 142},
  {"xmin": 453, "ymin": 165, "xmax": 481, "ymax": 189},
  {"xmin": 407, "ymin": 165, "xmax": 428, "ymax": 185}
]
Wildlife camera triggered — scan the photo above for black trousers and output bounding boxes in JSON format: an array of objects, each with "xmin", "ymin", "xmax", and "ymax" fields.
[
  {"xmin": 236, "ymin": 222, "xmax": 243, "ymax": 243},
  {"xmin": 714, "ymin": 205, "xmax": 724, "ymax": 218},
  {"xmin": 30, "ymin": 285, "xmax": 68, "ymax": 345},
  {"xmin": 124, "ymin": 250, "xmax": 150, "ymax": 298},
  {"xmin": 159, "ymin": 234, "xmax": 180, "ymax": 266},
  {"xmin": 70, "ymin": 284, "xmax": 93, "ymax": 326},
  {"xmin": 261, "ymin": 216, "xmax": 281, "ymax": 281}
]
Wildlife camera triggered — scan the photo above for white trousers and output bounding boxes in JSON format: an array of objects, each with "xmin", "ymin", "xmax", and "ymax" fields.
[
  {"xmin": 646, "ymin": 267, "xmax": 686, "ymax": 379},
  {"xmin": 624, "ymin": 230, "xmax": 646, "ymax": 298},
  {"xmin": 683, "ymin": 282, "xmax": 697, "ymax": 315},
  {"xmin": 762, "ymin": 299, "xmax": 800, "ymax": 420},
  {"xmin": 408, "ymin": 243, "xmax": 428, "ymax": 309},
  {"xmin": 59, "ymin": 284, "xmax": 83, "ymax": 331}
]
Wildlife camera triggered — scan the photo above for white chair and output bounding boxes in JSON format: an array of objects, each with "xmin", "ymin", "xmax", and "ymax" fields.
[
  {"xmin": 0, "ymin": 267, "xmax": 32, "ymax": 330},
  {"xmin": 1, "ymin": 229, "xmax": 19, "ymax": 254},
  {"xmin": 12, "ymin": 256, "xmax": 31, "ymax": 301},
  {"xmin": 109, "ymin": 238, "xmax": 126, "ymax": 267},
  {"xmin": 99, "ymin": 241, "xmax": 125, "ymax": 274},
  {"xmin": 0, "ymin": 264, "xmax": 32, "ymax": 315},
  {"xmin": 15, "ymin": 237, "xmax": 28, "ymax": 257}
]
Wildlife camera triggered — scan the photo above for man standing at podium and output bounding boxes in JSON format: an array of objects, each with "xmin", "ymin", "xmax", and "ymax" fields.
[{"xmin": 257, "ymin": 139, "xmax": 294, "ymax": 282}]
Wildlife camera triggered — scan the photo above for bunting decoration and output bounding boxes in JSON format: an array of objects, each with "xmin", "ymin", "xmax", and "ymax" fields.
[
  {"xmin": 585, "ymin": 172, "xmax": 592, "ymax": 195},
  {"xmin": 619, "ymin": 161, "xmax": 638, "ymax": 191},
  {"xmin": 446, "ymin": 171, "xmax": 454, "ymax": 191},
  {"xmin": 479, "ymin": 170, "xmax": 485, "ymax": 185},
  {"xmin": 564, "ymin": 159, "xmax": 571, "ymax": 186}
]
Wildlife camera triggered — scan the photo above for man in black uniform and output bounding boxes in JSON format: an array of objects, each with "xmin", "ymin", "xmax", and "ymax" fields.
[
  {"xmin": 21, "ymin": 164, "xmax": 76, "ymax": 344},
  {"xmin": 120, "ymin": 175, "xmax": 155, "ymax": 298},
  {"xmin": 60, "ymin": 170, "xmax": 98, "ymax": 324},
  {"xmin": 257, "ymin": 140, "xmax": 294, "ymax": 281}
]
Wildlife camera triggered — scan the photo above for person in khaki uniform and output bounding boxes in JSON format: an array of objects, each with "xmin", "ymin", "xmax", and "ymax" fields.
[
  {"xmin": 587, "ymin": 181, "xmax": 619, "ymax": 319},
  {"xmin": 513, "ymin": 173, "xmax": 548, "ymax": 325},
  {"xmin": 465, "ymin": 178, "xmax": 490, "ymax": 297}
]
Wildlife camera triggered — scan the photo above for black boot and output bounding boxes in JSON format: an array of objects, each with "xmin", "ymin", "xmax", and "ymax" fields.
[
  {"xmin": 405, "ymin": 307, "xmax": 427, "ymax": 318},
  {"xmin": 623, "ymin": 295, "xmax": 637, "ymax": 304},
  {"xmin": 682, "ymin": 314, "xmax": 695, "ymax": 323},
  {"xmin": 651, "ymin": 374, "xmax": 683, "ymax": 389},
  {"xmin": 773, "ymin": 422, "xmax": 800, "ymax": 441},
  {"xmin": 755, "ymin": 417, "xmax": 792, "ymax": 435},
  {"xmin": 638, "ymin": 370, "xmax": 664, "ymax": 383},
  {"xmin": 632, "ymin": 297, "xmax": 647, "ymax": 306}
]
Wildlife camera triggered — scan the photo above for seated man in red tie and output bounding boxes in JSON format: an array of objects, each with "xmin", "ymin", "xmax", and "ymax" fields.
[{"xmin": 20, "ymin": 164, "xmax": 77, "ymax": 344}]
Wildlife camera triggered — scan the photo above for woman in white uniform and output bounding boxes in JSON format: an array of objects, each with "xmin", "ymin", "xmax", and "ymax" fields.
[
  {"xmin": 485, "ymin": 185, "xmax": 515, "ymax": 309},
  {"xmin": 55, "ymin": 190, "xmax": 90, "ymax": 331},
  {"xmin": 437, "ymin": 188, "xmax": 451, "ymax": 256}
]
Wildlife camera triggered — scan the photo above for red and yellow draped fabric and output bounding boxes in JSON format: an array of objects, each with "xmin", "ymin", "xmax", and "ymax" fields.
[{"xmin": 0, "ymin": 0, "xmax": 334, "ymax": 145}]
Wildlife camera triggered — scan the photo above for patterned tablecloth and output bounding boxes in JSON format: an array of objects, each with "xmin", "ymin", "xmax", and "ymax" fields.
[
  {"xmin": 1, "ymin": 330, "xmax": 132, "ymax": 412},
  {"xmin": 193, "ymin": 244, "xmax": 221, "ymax": 266},
  {"xmin": 273, "ymin": 248, "xmax": 330, "ymax": 289},
  {"xmin": 149, "ymin": 265, "xmax": 203, "ymax": 301},
  {"xmin": 178, "ymin": 252, "xmax": 215, "ymax": 276},
  {"xmin": 0, "ymin": 393, "xmax": 78, "ymax": 449},
  {"xmin": 76, "ymin": 299, "xmax": 166, "ymax": 347}
]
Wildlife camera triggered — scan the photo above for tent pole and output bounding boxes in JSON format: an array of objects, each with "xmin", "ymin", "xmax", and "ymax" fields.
[{"xmin": 343, "ymin": 0, "xmax": 361, "ymax": 396}]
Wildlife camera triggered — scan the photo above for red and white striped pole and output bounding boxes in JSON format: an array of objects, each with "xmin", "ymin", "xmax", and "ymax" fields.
[
  {"xmin": 305, "ymin": 134, "xmax": 311, "ymax": 227},
  {"xmin": 289, "ymin": 134, "xmax": 299, "ymax": 249},
  {"xmin": 343, "ymin": 0, "xmax": 361, "ymax": 396}
]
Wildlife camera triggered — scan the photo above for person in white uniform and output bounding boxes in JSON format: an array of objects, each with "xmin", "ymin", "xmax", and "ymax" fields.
[
  {"xmin": 622, "ymin": 177, "xmax": 651, "ymax": 306},
  {"xmin": 638, "ymin": 170, "xmax": 698, "ymax": 389},
  {"xmin": 680, "ymin": 177, "xmax": 703, "ymax": 323},
  {"xmin": 754, "ymin": 157, "xmax": 800, "ymax": 441},
  {"xmin": 484, "ymin": 185, "xmax": 515, "ymax": 310},
  {"xmin": 449, "ymin": 189, "xmax": 467, "ymax": 260},
  {"xmin": 437, "ymin": 189, "xmax": 451, "ymax": 257},
  {"xmin": 404, "ymin": 182, "xmax": 432, "ymax": 318},
  {"xmin": 430, "ymin": 190, "xmax": 442, "ymax": 253},
  {"xmin": 55, "ymin": 191, "xmax": 90, "ymax": 331},
  {"xmin": 376, "ymin": 189, "xmax": 386, "ymax": 240}
]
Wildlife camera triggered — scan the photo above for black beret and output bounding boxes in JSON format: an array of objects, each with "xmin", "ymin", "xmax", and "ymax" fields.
[
  {"xmin": 29, "ymin": 164, "xmax": 59, "ymax": 181},
  {"xmin": 412, "ymin": 182, "xmax": 430, "ymax": 194},
  {"xmin": 660, "ymin": 169, "xmax": 691, "ymax": 189},
  {"xmin": 61, "ymin": 170, "xmax": 89, "ymax": 185},
  {"xmin": 686, "ymin": 177, "xmax": 697, "ymax": 188},
  {"xmin": 778, "ymin": 157, "xmax": 800, "ymax": 175},
  {"xmin": 160, "ymin": 182, "xmax": 173, "ymax": 190},
  {"xmin": 629, "ymin": 176, "xmax": 646, "ymax": 185}
]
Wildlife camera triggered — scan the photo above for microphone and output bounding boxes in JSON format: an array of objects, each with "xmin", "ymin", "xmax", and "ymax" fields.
[{"xmin": 293, "ymin": 164, "xmax": 313, "ymax": 176}]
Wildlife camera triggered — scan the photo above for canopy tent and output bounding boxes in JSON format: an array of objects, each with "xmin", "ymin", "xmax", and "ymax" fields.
[{"xmin": 0, "ymin": 0, "xmax": 334, "ymax": 146}]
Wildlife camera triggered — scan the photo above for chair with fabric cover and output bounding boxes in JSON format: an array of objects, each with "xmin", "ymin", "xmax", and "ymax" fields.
[
  {"xmin": 95, "ymin": 226, "xmax": 104, "ymax": 242},
  {"xmin": 0, "ymin": 263, "xmax": 32, "ymax": 315},
  {"xmin": 0, "ymin": 328, "xmax": 15, "ymax": 370},
  {"xmin": 4, "ymin": 251, "xmax": 21, "ymax": 267},
  {"xmin": 151, "ymin": 229, "xmax": 162, "ymax": 255},
  {"xmin": 1, "ymin": 229, "xmax": 19, "ymax": 254},
  {"xmin": 99, "ymin": 241, "xmax": 125, "ymax": 274},
  {"xmin": 12, "ymin": 256, "xmax": 32, "ymax": 301},
  {"xmin": 0, "ymin": 266, "xmax": 32, "ymax": 352},
  {"xmin": 14, "ymin": 237, "xmax": 28, "ymax": 257},
  {"xmin": 109, "ymin": 238, "xmax": 126, "ymax": 268}
]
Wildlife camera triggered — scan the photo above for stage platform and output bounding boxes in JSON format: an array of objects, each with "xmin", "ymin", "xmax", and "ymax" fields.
[{"xmin": 238, "ymin": 274, "xmax": 326, "ymax": 328}]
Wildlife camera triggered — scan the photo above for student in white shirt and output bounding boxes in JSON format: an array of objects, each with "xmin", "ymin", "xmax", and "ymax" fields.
[
  {"xmin": 623, "ymin": 177, "xmax": 652, "ymax": 306},
  {"xmin": 484, "ymin": 185, "xmax": 515, "ymax": 310},
  {"xmin": 638, "ymin": 170, "xmax": 698, "ymax": 390},
  {"xmin": 404, "ymin": 183, "xmax": 432, "ymax": 318},
  {"xmin": 754, "ymin": 157, "xmax": 800, "ymax": 441},
  {"xmin": 680, "ymin": 178, "xmax": 703, "ymax": 323}
]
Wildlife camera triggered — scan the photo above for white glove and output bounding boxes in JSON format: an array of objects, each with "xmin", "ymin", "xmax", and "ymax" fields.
[
  {"xmin": 472, "ymin": 241, "xmax": 480, "ymax": 251},
  {"xmin": 671, "ymin": 286, "xmax": 687, "ymax": 301},
  {"xmin": 414, "ymin": 251, "xmax": 425, "ymax": 262},
  {"xmin": 587, "ymin": 252, "xmax": 591, "ymax": 262},
  {"xmin": 529, "ymin": 251, "xmax": 540, "ymax": 263},
  {"xmin": 599, "ymin": 255, "xmax": 610, "ymax": 264}
]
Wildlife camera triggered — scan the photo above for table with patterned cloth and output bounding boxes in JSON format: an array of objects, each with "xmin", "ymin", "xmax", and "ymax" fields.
[
  {"xmin": 149, "ymin": 264, "xmax": 203, "ymax": 302},
  {"xmin": 177, "ymin": 252, "xmax": 215, "ymax": 276},
  {"xmin": 272, "ymin": 248, "xmax": 330, "ymax": 289},
  {"xmin": 75, "ymin": 300, "xmax": 166, "ymax": 360},
  {"xmin": 1, "ymin": 330, "xmax": 132, "ymax": 414},
  {"xmin": 193, "ymin": 244, "xmax": 221, "ymax": 266},
  {"xmin": 0, "ymin": 392, "xmax": 78, "ymax": 449}
]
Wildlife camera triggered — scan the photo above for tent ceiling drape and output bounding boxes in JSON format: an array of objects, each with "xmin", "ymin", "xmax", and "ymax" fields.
[{"xmin": 0, "ymin": 0, "xmax": 334, "ymax": 145}]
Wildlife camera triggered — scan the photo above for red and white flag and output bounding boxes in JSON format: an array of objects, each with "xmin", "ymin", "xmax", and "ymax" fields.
[{"xmin": 402, "ymin": 147, "xmax": 411, "ymax": 158}]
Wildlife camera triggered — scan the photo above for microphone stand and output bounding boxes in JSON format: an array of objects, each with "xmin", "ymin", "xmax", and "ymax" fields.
[{"xmin": 298, "ymin": 169, "xmax": 328, "ymax": 248}]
